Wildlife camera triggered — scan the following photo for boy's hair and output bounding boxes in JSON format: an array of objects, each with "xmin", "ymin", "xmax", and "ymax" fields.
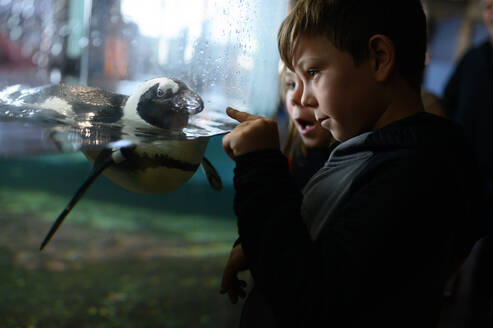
[
  {"xmin": 278, "ymin": 0, "xmax": 428, "ymax": 91},
  {"xmin": 288, "ymin": 0, "xmax": 299, "ymax": 9}
]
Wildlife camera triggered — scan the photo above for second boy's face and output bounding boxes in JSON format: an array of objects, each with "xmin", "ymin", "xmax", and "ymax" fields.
[
  {"xmin": 291, "ymin": 34, "xmax": 384, "ymax": 141},
  {"xmin": 284, "ymin": 69, "xmax": 333, "ymax": 148}
]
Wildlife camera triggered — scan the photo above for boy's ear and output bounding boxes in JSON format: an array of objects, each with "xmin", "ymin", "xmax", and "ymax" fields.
[{"xmin": 368, "ymin": 34, "xmax": 395, "ymax": 83}]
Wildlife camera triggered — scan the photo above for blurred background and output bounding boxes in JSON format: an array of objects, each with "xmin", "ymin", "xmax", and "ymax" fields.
[
  {"xmin": 0, "ymin": 0, "xmax": 488, "ymax": 327},
  {"xmin": 423, "ymin": 0, "xmax": 489, "ymax": 97}
]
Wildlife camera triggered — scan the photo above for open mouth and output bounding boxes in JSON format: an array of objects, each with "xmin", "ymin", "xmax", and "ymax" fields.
[{"xmin": 295, "ymin": 118, "xmax": 317, "ymax": 135}]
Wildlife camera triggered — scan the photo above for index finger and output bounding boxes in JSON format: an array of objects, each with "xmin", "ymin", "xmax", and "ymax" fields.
[{"xmin": 226, "ymin": 107, "xmax": 261, "ymax": 123}]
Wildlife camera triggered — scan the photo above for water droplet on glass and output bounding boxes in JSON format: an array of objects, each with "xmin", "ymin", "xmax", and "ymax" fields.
[
  {"xmin": 53, "ymin": 1, "xmax": 64, "ymax": 13},
  {"xmin": 32, "ymin": 51, "xmax": 41, "ymax": 65},
  {"xmin": 50, "ymin": 68, "xmax": 62, "ymax": 84},
  {"xmin": 11, "ymin": 1, "xmax": 22, "ymax": 15},
  {"xmin": 92, "ymin": 38, "xmax": 102, "ymax": 47},
  {"xmin": 78, "ymin": 37, "xmax": 89, "ymax": 48},
  {"xmin": 7, "ymin": 15, "xmax": 20, "ymax": 28},
  {"xmin": 22, "ymin": 4, "xmax": 35, "ymax": 19},
  {"xmin": 40, "ymin": 38, "xmax": 51, "ymax": 52},
  {"xmin": 9, "ymin": 26, "xmax": 22, "ymax": 40},
  {"xmin": 51, "ymin": 43, "xmax": 62, "ymax": 56},
  {"xmin": 58, "ymin": 24, "xmax": 70, "ymax": 37},
  {"xmin": 37, "ymin": 54, "xmax": 49, "ymax": 68}
]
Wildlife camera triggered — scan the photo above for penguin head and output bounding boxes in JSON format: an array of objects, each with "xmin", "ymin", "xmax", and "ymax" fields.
[{"xmin": 124, "ymin": 77, "xmax": 204, "ymax": 130}]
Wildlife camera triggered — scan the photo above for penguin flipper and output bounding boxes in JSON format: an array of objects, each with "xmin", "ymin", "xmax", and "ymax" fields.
[
  {"xmin": 201, "ymin": 156, "xmax": 222, "ymax": 191},
  {"xmin": 39, "ymin": 148, "xmax": 116, "ymax": 251}
]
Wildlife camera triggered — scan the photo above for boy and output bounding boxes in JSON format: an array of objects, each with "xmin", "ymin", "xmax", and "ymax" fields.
[{"xmin": 222, "ymin": 0, "xmax": 484, "ymax": 327}]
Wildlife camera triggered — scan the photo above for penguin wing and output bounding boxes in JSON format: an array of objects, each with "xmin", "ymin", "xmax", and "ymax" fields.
[{"xmin": 201, "ymin": 156, "xmax": 222, "ymax": 191}]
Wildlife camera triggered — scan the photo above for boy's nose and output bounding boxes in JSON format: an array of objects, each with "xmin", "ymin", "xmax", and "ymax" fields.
[{"xmin": 301, "ymin": 87, "xmax": 316, "ymax": 108}]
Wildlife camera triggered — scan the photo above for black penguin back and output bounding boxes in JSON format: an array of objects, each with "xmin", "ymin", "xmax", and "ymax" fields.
[{"xmin": 20, "ymin": 84, "xmax": 127, "ymax": 123}]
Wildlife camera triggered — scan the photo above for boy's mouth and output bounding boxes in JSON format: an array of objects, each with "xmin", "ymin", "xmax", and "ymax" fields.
[{"xmin": 295, "ymin": 118, "xmax": 316, "ymax": 135}]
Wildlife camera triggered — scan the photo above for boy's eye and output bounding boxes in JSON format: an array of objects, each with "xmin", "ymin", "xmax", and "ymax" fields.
[
  {"xmin": 307, "ymin": 69, "xmax": 318, "ymax": 77},
  {"xmin": 286, "ymin": 81, "xmax": 296, "ymax": 90}
]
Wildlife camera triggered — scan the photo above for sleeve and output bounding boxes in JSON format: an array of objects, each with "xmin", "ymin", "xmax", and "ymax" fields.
[{"xmin": 234, "ymin": 151, "xmax": 445, "ymax": 326}]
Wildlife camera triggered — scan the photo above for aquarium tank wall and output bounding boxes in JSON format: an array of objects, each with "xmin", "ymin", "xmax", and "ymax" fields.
[{"xmin": 0, "ymin": 0, "xmax": 287, "ymax": 326}]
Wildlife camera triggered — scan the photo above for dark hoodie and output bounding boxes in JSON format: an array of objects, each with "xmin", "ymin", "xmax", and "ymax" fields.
[{"xmin": 233, "ymin": 112, "xmax": 485, "ymax": 328}]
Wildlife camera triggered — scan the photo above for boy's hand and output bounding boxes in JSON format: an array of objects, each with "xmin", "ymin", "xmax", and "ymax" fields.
[
  {"xmin": 222, "ymin": 107, "xmax": 280, "ymax": 159},
  {"xmin": 220, "ymin": 243, "xmax": 248, "ymax": 304}
]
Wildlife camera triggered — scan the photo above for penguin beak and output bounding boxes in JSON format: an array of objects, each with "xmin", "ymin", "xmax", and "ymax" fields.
[{"xmin": 171, "ymin": 89, "xmax": 204, "ymax": 115}]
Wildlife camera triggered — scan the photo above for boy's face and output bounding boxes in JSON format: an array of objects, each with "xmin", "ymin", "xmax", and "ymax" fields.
[
  {"xmin": 284, "ymin": 69, "xmax": 333, "ymax": 148},
  {"xmin": 291, "ymin": 34, "xmax": 384, "ymax": 142}
]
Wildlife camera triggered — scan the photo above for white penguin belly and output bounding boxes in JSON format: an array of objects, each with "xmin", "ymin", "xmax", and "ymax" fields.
[{"xmin": 83, "ymin": 138, "xmax": 209, "ymax": 194}]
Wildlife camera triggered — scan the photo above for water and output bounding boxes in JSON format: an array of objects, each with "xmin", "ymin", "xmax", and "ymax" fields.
[
  {"xmin": 0, "ymin": 0, "xmax": 287, "ymax": 325},
  {"xmin": 0, "ymin": 81, "xmax": 242, "ymax": 326},
  {"xmin": 0, "ymin": 136, "xmax": 243, "ymax": 327},
  {"xmin": 0, "ymin": 74, "xmax": 246, "ymax": 328}
]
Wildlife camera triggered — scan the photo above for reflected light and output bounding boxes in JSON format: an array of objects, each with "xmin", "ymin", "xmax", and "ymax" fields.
[
  {"xmin": 121, "ymin": 0, "xmax": 205, "ymax": 39},
  {"xmin": 121, "ymin": 0, "xmax": 257, "ymax": 65},
  {"xmin": 237, "ymin": 54, "xmax": 254, "ymax": 70}
]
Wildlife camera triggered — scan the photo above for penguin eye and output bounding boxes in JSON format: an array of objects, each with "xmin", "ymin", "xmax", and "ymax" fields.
[{"xmin": 156, "ymin": 88, "xmax": 173, "ymax": 99}]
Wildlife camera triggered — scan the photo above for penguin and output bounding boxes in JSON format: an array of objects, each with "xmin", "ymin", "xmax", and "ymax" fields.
[{"xmin": 10, "ymin": 77, "xmax": 224, "ymax": 250}]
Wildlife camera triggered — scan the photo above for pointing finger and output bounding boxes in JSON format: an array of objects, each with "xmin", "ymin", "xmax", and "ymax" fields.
[{"xmin": 226, "ymin": 107, "xmax": 260, "ymax": 123}]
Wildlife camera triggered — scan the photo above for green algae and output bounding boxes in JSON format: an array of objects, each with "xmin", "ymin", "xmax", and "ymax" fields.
[
  {"xmin": 0, "ymin": 212, "xmax": 245, "ymax": 327},
  {"xmin": 0, "ymin": 186, "xmax": 236, "ymax": 244},
  {"xmin": 0, "ymin": 245, "xmax": 243, "ymax": 327},
  {"xmin": 0, "ymin": 147, "xmax": 245, "ymax": 327}
]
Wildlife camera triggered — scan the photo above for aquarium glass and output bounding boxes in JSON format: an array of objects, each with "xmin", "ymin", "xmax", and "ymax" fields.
[{"xmin": 0, "ymin": 0, "xmax": 287, "ymax": 326}]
